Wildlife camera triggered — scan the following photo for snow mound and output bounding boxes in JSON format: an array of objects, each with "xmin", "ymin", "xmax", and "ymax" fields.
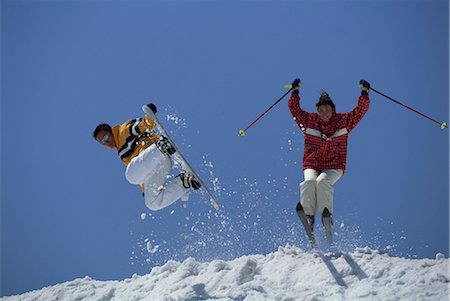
[{"xmin": 2, "ymin": 246, "xmax": 449, "ymax": 301}]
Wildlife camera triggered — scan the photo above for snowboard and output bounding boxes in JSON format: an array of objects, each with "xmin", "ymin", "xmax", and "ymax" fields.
[{"xmin": 143, "ymin": 104, "xmax": 219, "ymax": 210}]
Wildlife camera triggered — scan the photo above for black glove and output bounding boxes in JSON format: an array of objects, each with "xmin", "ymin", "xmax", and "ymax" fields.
[
  {"xmin": 291, "ymin": 78, "xmax": 301, "ymax": 95},
  {"xmin": 292, "ymin": 78, "xmax": 301, "ymax": 89},
  {"xmin": 146, "ymin": 103, "xmax": 157, "ymax": 114},
  {"xmin": 359, "ymin": 80, "xmax": 370, "ymax": 96},
  {"xmin": 147, "ymin": 103, "xmax": 157, "ymax": 114}
]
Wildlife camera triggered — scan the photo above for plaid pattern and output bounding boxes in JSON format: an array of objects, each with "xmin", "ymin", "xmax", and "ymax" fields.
[{"xmin": 288, "ymin": 94, "xmax": 370, "ymax": 172}]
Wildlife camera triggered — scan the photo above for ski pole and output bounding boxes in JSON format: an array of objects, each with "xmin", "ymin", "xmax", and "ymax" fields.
[
  {"xmin": 370, "ymin": 87, "xmax": 448, "ymax": 129},
  {"xmin": 239, "ymin": 87, "xmax": 293, "ymax": 136}
]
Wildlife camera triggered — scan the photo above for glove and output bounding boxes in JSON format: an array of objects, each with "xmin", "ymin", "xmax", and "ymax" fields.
[
  {"xmin": 291, "ymin": 78, "xmax": 301, "ymax": 95},
  {"xmin": 359, "ymin": 80, "xmax": 370, "ymax": 95},
  {"xmin": 146, "ymin": 103, "xmax": 157, "ymax": 114},
  {"xmin": 291, "ymin": 78, "xmax": 301, "ymax": 90}
]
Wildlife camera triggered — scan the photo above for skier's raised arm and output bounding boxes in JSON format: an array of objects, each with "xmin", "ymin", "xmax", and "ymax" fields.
[
  {"xmin": 341, "ymin": 80, "xmax": 371, "ymax": 132},
  {"xmin": 288, "ymin": 78, "xmax": 312, "ymax": 129}
]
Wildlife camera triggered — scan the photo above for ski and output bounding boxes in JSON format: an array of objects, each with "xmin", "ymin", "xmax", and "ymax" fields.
[
  {"xmin": 142, "ymin": 104, "xmax": 219, "ymax": 210},
  {"xmin": 296, "ymin": 203, "xmax": 317, "ymax": 248}
]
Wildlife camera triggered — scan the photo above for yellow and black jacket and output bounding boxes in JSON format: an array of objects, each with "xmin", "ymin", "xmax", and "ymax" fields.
[{"xmin": 112, "ymin": 115, "xmax": 159, "ymax": 166}]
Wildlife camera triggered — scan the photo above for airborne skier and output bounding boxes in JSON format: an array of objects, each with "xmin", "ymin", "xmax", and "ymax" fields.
[
  {"xmin": 93, "ymin": 103, "xmax": 201, "ymax": 211},
  {"xmin": 288, "ymin": 78, "xmax": 370, "ymax": 245}
]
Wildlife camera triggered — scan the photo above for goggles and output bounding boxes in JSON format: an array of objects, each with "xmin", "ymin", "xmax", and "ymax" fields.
[{"xmin": 98, "ymin": 133, "xmax": 110, "ymax": 145}]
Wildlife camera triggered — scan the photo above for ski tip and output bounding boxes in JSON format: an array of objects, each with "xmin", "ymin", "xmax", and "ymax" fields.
[
  {"xmin": 211, "ymin": 198, "xmax": 219, "ymax": 210},
  {"xmin": 239, "ymin": 129, "xmax": 245, "ymax": 137},
  {"xmin": 142, "ymin": 105, "xmax": 151, "ymax": 115},
  {"xmin": 441, "ymin": 122, "xmax": 447, "ymax": 129}
]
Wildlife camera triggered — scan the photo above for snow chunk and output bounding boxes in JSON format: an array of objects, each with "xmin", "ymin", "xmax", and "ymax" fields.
[
  {"xmin": 146, "ymin": 242, "xmax": 160, "ymax": 254},
  {"xmin": 165, "ymin": 114, "xmax": 186, "ymax": 126}
]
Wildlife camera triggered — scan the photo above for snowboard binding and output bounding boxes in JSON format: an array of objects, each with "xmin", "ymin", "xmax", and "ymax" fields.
[
  {"xmin": 156, "ymin": 136, "xmax": 176, "ymax": 155},
  {"xmin": 179, "ymin": 171, "xmax": 202, "ymax": 190}
]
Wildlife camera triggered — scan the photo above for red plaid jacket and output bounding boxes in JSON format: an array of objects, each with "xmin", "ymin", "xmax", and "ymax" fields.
[{"xmin": 288, "ymin": 93, "xmax": 370, "ymax": 172}]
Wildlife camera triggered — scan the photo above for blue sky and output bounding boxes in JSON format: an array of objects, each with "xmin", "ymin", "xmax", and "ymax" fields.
[{"xmin": 1, "ymin": 0, "xmax": 449, "ymax": 297}]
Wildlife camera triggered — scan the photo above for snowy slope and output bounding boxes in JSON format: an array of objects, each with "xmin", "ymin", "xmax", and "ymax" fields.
[{"xmin": 1, "ymin": 246, "xmax": 448, "ymax": 301}]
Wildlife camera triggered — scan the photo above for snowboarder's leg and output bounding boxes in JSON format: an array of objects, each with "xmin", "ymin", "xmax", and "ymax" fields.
[
  {"xmin": 125, "ymin": 144, "xmax": 170, "ymax": 185},
  {"xmin": 144, "ymin": 158, "xmax": 189, "ymax": 211},
  {"xmin": 316, "ymin": 169, "xmax": 343, "ymax": 215},
  {"xmin": 300, "ymin": 169, "xmax": 319, "ymax": 216}
]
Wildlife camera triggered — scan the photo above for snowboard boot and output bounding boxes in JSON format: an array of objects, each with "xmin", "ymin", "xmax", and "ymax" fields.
[
  {"xmin": 156, "ymin": 136, "xmax": 176, "ymax": 155},
  {"xmin": 179, "ymin": 171, "xmax": 201, "ymax": 190}
]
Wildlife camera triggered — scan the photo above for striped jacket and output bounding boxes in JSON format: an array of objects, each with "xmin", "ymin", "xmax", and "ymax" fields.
[
  {"xmin": 112, "ymin": 115, "xmax": 159, "ymax": 166},
  {"xmin": 288, "ymin": 93, "xmax": 370, "ymax": 172}
]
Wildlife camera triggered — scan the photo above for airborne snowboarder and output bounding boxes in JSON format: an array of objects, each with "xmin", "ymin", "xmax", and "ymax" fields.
[
  {"xmin": 93, "ymin": 103, "xmax": 201, "ymax": 211},
  {"xmin": 288, "ymin": 78, "xmax": 370, "ymax": 245}
]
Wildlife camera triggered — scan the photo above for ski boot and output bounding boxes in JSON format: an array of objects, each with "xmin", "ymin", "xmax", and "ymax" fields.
[
  {"xmin": 306, "ymin": 214, "xmax": 315, "ymax": 232},
  {"xmin": 296, "ymin": 202, "xmax": 317, "ymax": 248},
  {"xmin": 322, "ymin": 208, "xmax": 333, "ymax": 244},
  {"xmin": 156, "ymin": 136, "xmax": 176, "ymax": 155},
  {"xmin": 179, "ymin": 171, "xmax": 201, "ymax": 190}
]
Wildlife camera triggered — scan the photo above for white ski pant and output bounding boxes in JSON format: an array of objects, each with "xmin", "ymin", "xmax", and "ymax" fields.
[
  {"xmin": 125, "ymin": 144, "xmax": 189, "ymax": 211},
  {"xmin": 300, "ymin": 169, "xmax": 343, "ymax": 216}
]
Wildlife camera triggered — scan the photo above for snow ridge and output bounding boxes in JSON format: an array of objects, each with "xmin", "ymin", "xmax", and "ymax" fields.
[{"xmin": 1, "ymin": 245, "xmax": 448, "ymax": 301}]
